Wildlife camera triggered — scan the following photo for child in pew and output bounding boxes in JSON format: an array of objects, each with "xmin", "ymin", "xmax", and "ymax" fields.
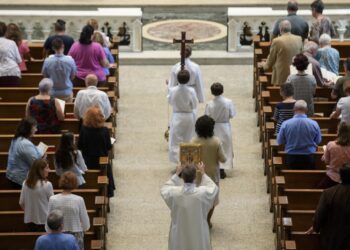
[
  {"xmin": 92, "ymin": 32, "xmax": 115, "ymax": 77},
  {"xmin": 55, "ymin": 132, "xmax": 87, "ymax": 186},
  {"xmin": 19, "ymin": 159, "xmax": 54, "ymax": 232},
  {"xmin": 272, "ymin": 83, "xmax": 296, "ymax": 135}
]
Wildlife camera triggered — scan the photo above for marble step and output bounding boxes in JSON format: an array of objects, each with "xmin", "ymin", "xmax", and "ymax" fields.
[{"xmin": 119, "ymin": 50, "xmax": 253, "ymax": 65}]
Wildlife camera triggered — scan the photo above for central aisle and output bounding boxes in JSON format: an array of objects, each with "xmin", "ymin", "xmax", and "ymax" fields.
[{"xmin": 107, "ymin": 65, "xmax": 275, "ymax": 249}]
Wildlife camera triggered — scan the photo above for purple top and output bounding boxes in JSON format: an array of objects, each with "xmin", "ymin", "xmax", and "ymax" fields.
[{"xmin": 68, "ymin": 42, "xmax": 106, "ymax": 81}]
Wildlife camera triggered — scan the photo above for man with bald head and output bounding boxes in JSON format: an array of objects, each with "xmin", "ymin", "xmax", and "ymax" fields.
[
  {"xmin": 277, "ymin": 100, "xmax": 322, "ymax": 169},
  {"xmin": 272, "ymin": 0, "xmax": 309, "ymax": 40},
  {"xmin": 261, "ymin": 20, "xmax": 303, "ymax": 85},
  {"xmin": 74, "ymin": 74, "xmax": 111, "ymax": 119}
]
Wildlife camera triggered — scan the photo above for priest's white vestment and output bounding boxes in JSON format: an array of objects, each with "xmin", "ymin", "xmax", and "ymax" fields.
[
  {"xmin": 168, "ymin": 84, "xmax": 198, "ymax": 164},
  {"xmin": 205, "ymin": 95, "xmax": 236, "ymax": 169},
  {"xmin": 168, "ymin": 58, "xmax": 205, "ymax": 103},
  {"xmin": 161, "ymin": 174, "xmax": 218, "ymax": 250}
]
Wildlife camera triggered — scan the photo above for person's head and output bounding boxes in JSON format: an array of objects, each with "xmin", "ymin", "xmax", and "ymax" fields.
[
  {"xmin": 85, "ymin": 74, "xmax": 98, "ymax": 87},
  {"xmin": 54, "ymin": 19, "xmax": 66, "ymax": 33},
  {"xmin": 279, "ymin": 20, "xmax": 292, "ymax": 34},
  {"xmin": 79, "ymin": 25, "xmax": 94, "ymax": 45},
  {"xmin": 26, "ymin": 159, "xmax": 50, "ymax": 189},
  {"xmin": 319, "ymin": 33, "xmax": 331, "ymax": 48},
  {"xmin": 52, "ymin": 38, "xmax": 64, "ymax": 54},
  {"xmin": 304, "ymin": 41, "xmax": 319, "ymax": 57},
  {"xmin": 340, "ymin": 164, "xmax": 350, "ymax": 185},
  {"xmin": 185, "ymin": 46, "xmax": 192, "ymax": 58},
  {"xmin": 83, "ymin": 106, "xmax": 105, "ymax": 128},
  {"xmin": 293, "ymin": 100, "xmax": 308, "ymax": 114},
  {"xmin": 0, "ymin": 22, "xmax": 6, "ymax": 37},
  {"xmin": 336, "ymin": 122, "xmax": 350, "ymax": 146},
  {"xmin": 59, "ymin": 171, "xmax": 78, "ymax": 191},
  {"xmin": 38, "ymin": 78, "xmax": 53, "ymax": 95},
  {"xmin": 47, "ymin": 210, "xmax": 64, "ymax": 232},
  {"xmin": 292, "ymin": 53, "xmax": 309, "ymax": 71},
  {"xmin": 14, "ymin": 117, "xmax": 37, "ymax": 139},
  {"xmin": 311, "ymin": 0, "xmax": 324, "ymax": 17},
  {"xmin": 55, "ymin": 132, "xmax": 76, "ymax": 170},
  {"xmin": 211, "ymin": 82, "xmax": 224, "ymax": 96},
  {"xmin": 87, "ymin": 19, "xmax": 99, "ymax": 30},
  {"xmin": 181, "ymin": 164, "xmax": 197, "ymax": 183},
  {"xmin": 343, "ymin": 58, "xmax": 350, "ymax": 73},
  {"xmin": 287, "ymin": 0, "xmax": 298, "ymax": 13},
  {"xmin": 280, "ymin": 83, "xmax": 294, "ymax": 98},
  {"xmin": 92, "ymin": 32, "xmax": 104, "ymax": 47},
  {"xmin": 195, "ymin": 115, "xmax": 215, "ymax": 139},
  {"xmin": 5, "ymin": 23, "xmax": 22, "ymax": 45},
  {"xmin": 177, "ymin": 70, "xmax": 190, "ymax": 84}
]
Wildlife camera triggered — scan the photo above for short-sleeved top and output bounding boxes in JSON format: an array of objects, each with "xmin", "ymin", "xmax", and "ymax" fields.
[
  {"xmin": 0, "ymin": 37, "xmax": 22, "ymax": 64},
  {"xmin": 272, "ymin": 13, "xmax": 309, "ymax": 40},
  {"xmin": 309, "ymin": 16, "xmax": 336, "ymax": 44},
  {"xmin": 332, "ymin": 73, "xmax": 350, "ymax": 99},
  {"xmin": 317, "ymin": 47, "xmax": 340, "ymax": 75},
  {"xmin": 42, "ymin": 54, "xmax": 77, "ymax": 97},
  {"xmin": 19, "ymin": 180, "xmax": 54, "ymax": 224},
  {"xmin": 287, "ymin": 74, "xmax": 317, "ymax": 116},
  {"xmin": 29, "ymin": 97, "xmax": 61, "ymax": 133},
  {"xmin": 273, "ymin": 101, "xmax": 296, "ymax": 134},
  {"xmin": 68, "ymin": 42, "xmax": 106, "ymax": 81},
  {"xmin": 337, "ymin": 96, "xmax": 350, "ymax": 125},
  {"xmin": 35, "ymin": 233, "xmax": 79, "ymax": 250},
  {"xmin": 44, "ymin": 35, "xmax": 75, "ymax": 55},
  {"xmin": 18, "ymin": 41, "xmax": 30, "ymax": 71},
  {"xmin": 6, "ymin": 137, "xmax": 42, "ymax": 185}
]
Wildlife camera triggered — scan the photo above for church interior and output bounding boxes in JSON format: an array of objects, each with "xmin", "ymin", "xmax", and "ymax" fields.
[{"xmin": 0, "ymin": 0, "xmax": 350, "ymax": 249}]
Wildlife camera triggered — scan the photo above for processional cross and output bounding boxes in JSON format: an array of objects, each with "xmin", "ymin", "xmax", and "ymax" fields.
[{"xmin": 173, "ymin": 31, "xmax": 194, "ymax": 70}]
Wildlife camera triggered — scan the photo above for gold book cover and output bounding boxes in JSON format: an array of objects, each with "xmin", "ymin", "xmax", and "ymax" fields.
[{"xmin": 179, "ymin": 143, "xmax": 202, "ymax": 164}]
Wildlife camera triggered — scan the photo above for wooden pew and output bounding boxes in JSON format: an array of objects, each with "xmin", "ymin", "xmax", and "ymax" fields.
[{"xmin": 0, "ymin": 102, "xmax": 74, "ymax": 117}]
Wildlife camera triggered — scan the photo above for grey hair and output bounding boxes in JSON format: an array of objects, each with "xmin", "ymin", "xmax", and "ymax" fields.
[
  {"xmin": 38, "ymin": 78, "xmax": 53, "ymax": 93},
  {"xmin": 294, "ymin": 100, "xmax": 308, "ymax": 111},
  {"xmin": 279, "ymin": 20, "xmax": 292, "ymax": 34},
  {"xmin": 304, "ymin": 41, "xmax": 319, "ymax": 53},
  {"xmin": 47, "ymin": 210, "xmax": 64, "ymax": 231},
  {"xmin": 319, "ymin": 33, "xmax": 331, "ymax": 46}
]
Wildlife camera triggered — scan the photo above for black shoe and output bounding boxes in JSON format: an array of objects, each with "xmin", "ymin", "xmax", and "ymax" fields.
[{"xmin": 220, "ymin": 169, "xmax": 227, "ymax": 179}]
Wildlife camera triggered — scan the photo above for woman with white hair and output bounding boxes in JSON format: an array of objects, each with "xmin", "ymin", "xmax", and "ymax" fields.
[
  {"xmin": 25, "ymin": 78, "xmax": 64, "ymax": 133},
  {"xmin": 317, "ymin": 33, "xmax": 340, "ymax": 75},
  {"xmin": 0, "ymin": 46, "xmax": 21, "ymax": 86}
]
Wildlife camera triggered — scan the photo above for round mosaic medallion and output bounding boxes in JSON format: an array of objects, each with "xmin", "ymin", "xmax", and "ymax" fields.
[{"xmin": 143, "ymin": 19, "xmax": 227, "ymax": 43}]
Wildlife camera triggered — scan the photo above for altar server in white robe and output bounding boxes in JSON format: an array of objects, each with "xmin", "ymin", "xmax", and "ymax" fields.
[
  {"xmin": 168, "ymin": 70, "xmax": 198, "ymax": 164},
  {"xmin": 161, "ymin": 163, "xmax": 218, "ymax": 250},
  {"xmin": 168, "ymin": 46, "xmax": 205, "ymax": 103},
  {"xmin": 205, "ymin": 83, "xmax": 236, "ymax": 176}
]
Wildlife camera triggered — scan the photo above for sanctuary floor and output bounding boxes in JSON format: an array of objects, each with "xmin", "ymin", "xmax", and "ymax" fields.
[{"xmin": 107, "ymin": 65, "xmax": 275, "ymax": 249}]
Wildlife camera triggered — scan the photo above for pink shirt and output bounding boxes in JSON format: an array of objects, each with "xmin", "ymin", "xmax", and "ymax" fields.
[
  {"xmin": 68, "ymin": 42, "xmax": 106, "ymax": 81},
  {"xmin": 322, "ymin": 141, "xmax": 350, "ymax": 182},
  {"xmin": 18, "ymin": 41, "xmax": 30, "ymax": 71}
]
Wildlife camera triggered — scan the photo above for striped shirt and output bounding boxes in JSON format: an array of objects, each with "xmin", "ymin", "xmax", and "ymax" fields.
[{"xmin": 273, "ymin": 101, "xmax": 296, "ymax": 134}]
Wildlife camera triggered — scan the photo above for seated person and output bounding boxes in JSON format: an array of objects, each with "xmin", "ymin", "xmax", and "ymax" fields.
[
  {"xmin": 42, "ymin": 38, "xmax": 77, "ymax": 102},
  {"xmin": 6, "ymin": 118, "xmax": 43, "ymax": 188},
  {"xmin": 25, "ymin": 78, "xmax": 65, "ymax": 134},
  {"xmin": 19, "ymin": 159, "xmax": 53, "ymax": 232},
  {"xmin": 92, "ymin": 32, "xmax": 115, "ymax": 77},
  {"xmin": 286, "ymin": 53, "xmax": 316, "ymax": 116},
  {"xmin": 273, "ymin": 83, "xmax": 296, "ymax": 135},
  {"xmin": 0, "ymin": 46, "xmax": 20, "ymax": 86},
  {"xmin": 55, "ymin": 132, "xmax": 87, "ymax": 186},
  {"xmin": 317, "ymin": 33, "xmax": 340, "ymax": 75},
  {"xmin": 277, "ymin": 100, "xmax": 322, "ymax": 169},
  {"xmin": 331, "ymin": 58, "xmax": 350, "ymax": 100}
]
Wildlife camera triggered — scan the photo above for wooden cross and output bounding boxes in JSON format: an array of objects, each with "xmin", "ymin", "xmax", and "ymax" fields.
[{"xmin": 173, "ymin": 31, "xmax": 194, "ymax": 70}]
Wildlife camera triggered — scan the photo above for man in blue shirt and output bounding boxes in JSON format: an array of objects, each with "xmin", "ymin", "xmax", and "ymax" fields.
[
  {"xmin": 42, "ymin": 38, "xmax": 76, "ymax": 102},
  {"xmin": 34, "ymin": 210, "xmax": 79, "ymax": 250},
  {"xmin": 277, "ymin": 100, "xmax": 322, "ymax": 169}
]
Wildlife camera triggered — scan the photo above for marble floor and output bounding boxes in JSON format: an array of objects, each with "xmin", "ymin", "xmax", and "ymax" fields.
[{"xmin": 106, "ymin": 65, "xmax": 275, "ymax": 249}]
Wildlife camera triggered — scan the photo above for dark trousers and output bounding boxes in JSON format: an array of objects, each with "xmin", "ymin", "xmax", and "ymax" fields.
[
  {"xmin": 316, "ymin": 175, "xmax": 339, "ymax": 189},
  {"xmin": 26, "ymin": 223, "xmax": 45, "ymax": 232},
  {"xmin": 285, "ymin": 154, "xmax": 315, "ymax": 169}
]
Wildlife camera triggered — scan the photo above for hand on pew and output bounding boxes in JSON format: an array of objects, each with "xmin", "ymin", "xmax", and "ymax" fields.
[{"xmin": 305, "ymin": 226, "xmax": 314, "ymax": 234}]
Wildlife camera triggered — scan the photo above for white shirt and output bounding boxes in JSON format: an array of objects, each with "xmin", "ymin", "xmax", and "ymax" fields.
[
  {"xmin": 74, "ymin": 86, "xmax": 112, "ymax": 119},
  {"xmin": 19, "ymin": 180, "xmax": 54, "ymax": 224},
  {"xmin": 0, "ymin": 37, "xmax": 22, "ymax": 64},
  {"xmin": 168, "ymin": 84, "xmax": 198, "ymax": 113},
  {"xmin": 169, "ymin": 58, "xmax": 205, "ymax": 103},
  {"xmin": 205, "ymin": 95, "xmax": 236, "ymax": 123},
  {"xmin": 337, "ymin": 96, "xmax": 350, "ymax": 125},
  {"xmin": 47, "ymin": 193, "xmax": 90, "ymax": 233}
]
